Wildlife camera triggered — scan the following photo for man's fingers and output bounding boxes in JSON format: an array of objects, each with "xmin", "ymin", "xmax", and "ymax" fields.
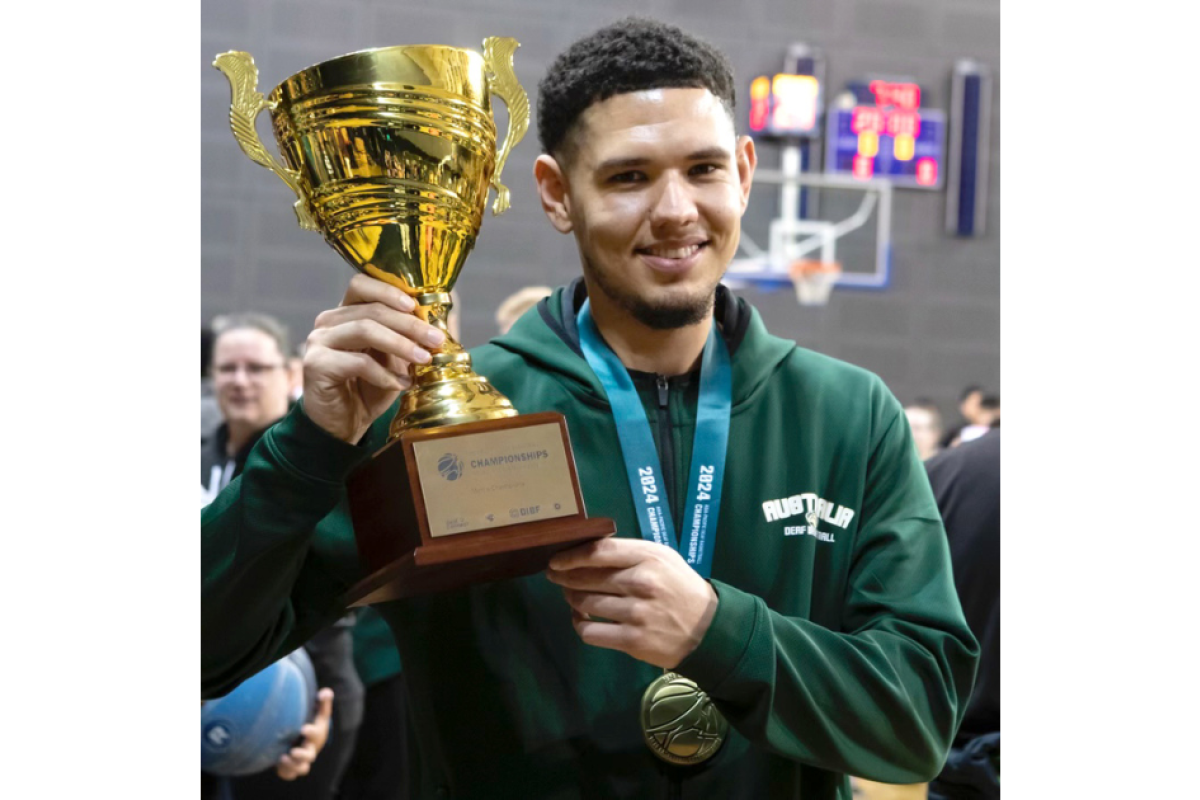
[
  {"xmin": 562, "ymin": 588, "xmax": 641, "ymax": 623},
  {"xmin": 314, "ymin": 688, "xmax": 334, "ymax": 725},
  {"xmin": 547, "ymin": 537, "xmax": 659, "ymax": 571},
  {"xmin": 547, "ymin": 562, "xmax": 665, "ymax": 599},
  {"xmin": 341, "ymin": 273, "xmax": 417, "ymax": 312},
  {"xmin": 315, "ymin": 302, "xmax": 446, "ymax": 351},
  {"xmin": 571, "ymin": 612, "xmax": 641, "ymax": 653},
  {"xmin": 367, "ymin": 350, "xmax": 414, "ymax": 393},
  {"xmin": 276, "ymin": 753, "xmax": 307, "ymax": 780},
  {"xmin": 290, "ymin": 744, "xmax": 318, "ymax": 763},
  {"xmin": 308, "ymin": 350, "xmax": 407, "ymax": 392},
  {"xmin": 547, "ymin": 566, "xmax": 632, "ymax": 595},
  {"xmin": 308, "ymin": 317, "xmax": 437, "ymax": 366}
]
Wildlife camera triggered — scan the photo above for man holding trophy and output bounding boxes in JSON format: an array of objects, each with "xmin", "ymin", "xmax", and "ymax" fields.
[{"xmin": 203, "ymin": 18, "xmax": 979, "ymax": 800}]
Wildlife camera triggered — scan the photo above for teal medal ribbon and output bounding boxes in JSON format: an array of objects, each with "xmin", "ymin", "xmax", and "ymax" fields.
[
  {"xmin": 577, "ymin": 299, "xmax": 734, "ymax": 766},
  {"xmin": 576, "ymin": 300, "xmax": 731, "ymax": 578}
]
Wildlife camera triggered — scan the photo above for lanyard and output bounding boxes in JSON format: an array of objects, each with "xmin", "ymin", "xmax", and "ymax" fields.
[{"xmin": 577, "ymin": 300, "xmax": 732, "ymax": 579}]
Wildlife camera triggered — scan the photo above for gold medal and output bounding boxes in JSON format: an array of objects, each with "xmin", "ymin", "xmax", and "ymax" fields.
[{"xmin": 640, "ymin": 672, "xmax": 728, "ymax": 766}]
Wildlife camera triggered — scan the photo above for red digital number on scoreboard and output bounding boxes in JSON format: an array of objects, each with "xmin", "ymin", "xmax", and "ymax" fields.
[
  {"xmin": 869, "ymin": 80, "xmax": 921, "ymax": 110},
  {"xmin": 853, "ymin": 155, "xmax": 875, "ymax": 179},
  {"xmin": 886, "ymin": 111, "xmax": 921, "ymax": 139},
  {"xmin": 851, "ymin": 107, "xmax": 884, "ymax": 135},
  {"xmin": 916, "ymin": 158, "xmax": 938, "ymax": 186}
]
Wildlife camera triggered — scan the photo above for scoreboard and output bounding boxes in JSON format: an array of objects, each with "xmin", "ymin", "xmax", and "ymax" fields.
[
  {"xmin": 748, "ymin": 73, "xmax": 822, "ymax": 138},
  {"xmin": 745, "ymin": 68, "xmax": 948, "ymax": 190},
  {"xmin": 823, "ymin": 80, "xmax": 945, "ymax": 189}
]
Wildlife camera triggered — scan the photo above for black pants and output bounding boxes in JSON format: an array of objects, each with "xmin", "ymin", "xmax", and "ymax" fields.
[
  {"xmin": 336, "ymin": 673, "xmax": 416, "ymax": 800},
  {"xmin": 203, "ymin": 624, "xmax": 365, "ymax": 800}
]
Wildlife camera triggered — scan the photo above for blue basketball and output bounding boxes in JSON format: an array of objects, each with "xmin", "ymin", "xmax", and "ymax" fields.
[{"xmin": 201, "ymin": 649, "xmax": 317, "ymax": 776}]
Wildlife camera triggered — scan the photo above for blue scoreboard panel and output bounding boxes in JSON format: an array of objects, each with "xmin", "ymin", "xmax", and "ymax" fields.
[{"xmin": 823, "ymin": 81, "xmax": 946, "ymax": 189}]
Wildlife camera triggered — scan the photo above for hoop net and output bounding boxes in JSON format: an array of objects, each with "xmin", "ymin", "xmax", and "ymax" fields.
[{"xmin": 788, "ymin": 260, "xmax": 842, "ymax": 306}]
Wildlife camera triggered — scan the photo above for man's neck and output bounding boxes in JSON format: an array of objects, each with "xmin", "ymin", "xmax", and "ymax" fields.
[{"xmin": 586, "ymin": 288, "xmax": 712, "ymax": 377}]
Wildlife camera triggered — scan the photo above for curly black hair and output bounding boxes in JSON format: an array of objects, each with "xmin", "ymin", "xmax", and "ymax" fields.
[{"xmin": 537, "ymin": 18, "xmax": 737, "ymax": 159}]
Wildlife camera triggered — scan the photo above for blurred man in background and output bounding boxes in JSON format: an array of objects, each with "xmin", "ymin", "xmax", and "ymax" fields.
[
  {"xmin": 202, "ymin": 312, "xmax": 360, "ymax": 800},
  {"xmin": 203, "ymin": 314, "xmax": 301, "ymax": 505},
  {"xmin": 904, "ymin": 399, "xmax": 944, "ymax": 461},
  {"xmin": 956, "ymin": 394, "xmax": 999, "ymax": 445},
  {"xmin": 939, "ymin": 385, "xmax": 984, "ymax": 449}
]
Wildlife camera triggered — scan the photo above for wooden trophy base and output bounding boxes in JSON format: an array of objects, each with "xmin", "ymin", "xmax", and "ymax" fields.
[{"xmin": 342, "ymin": 412, "xmax": 614, "ymax": 607}]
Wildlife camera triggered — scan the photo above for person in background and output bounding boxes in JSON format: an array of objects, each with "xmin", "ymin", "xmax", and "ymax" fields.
[
  {"xmin": 924, "ymin": 430, "xmax": 1000, "ymax": 799},
  {"xmin": 202, "ymin": 312, "xmax": 362, "ymax": 800},
  {"xmin": 939, "ymin": 385, "xmax": 984, "ymax": 449},
  {"xmin": 202, "ymin": 313, "xmax": 302, "ymax": 505},
  {"xmin": 956, "ymin": 394, "xmax": 999, "ymax": 445},
  {"xmin": 495, "ymin": 285, "xmax": 552, "ymax": 334},
  {"xmin": 904, "ymin": 399, "xmax": 943, "ymax": 461}
]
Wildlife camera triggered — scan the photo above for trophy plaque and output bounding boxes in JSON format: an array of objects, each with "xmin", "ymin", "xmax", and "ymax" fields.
[{"xmin": 214, "ymin": 41, "xmax": 614, "ymax": 605}]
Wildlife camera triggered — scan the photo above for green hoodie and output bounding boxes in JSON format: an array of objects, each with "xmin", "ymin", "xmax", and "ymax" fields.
[{"xmin": 202, "ymin": 283, "xmax": 979, "ymax": 799}]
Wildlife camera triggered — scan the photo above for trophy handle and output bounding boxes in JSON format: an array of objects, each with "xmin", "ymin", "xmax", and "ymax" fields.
[
  {"xmin": 482, "ymin": 37, "xmax": 529, "ymax": 216},
  {"xmin": 212, "ymin": 51, "xmax": 319, "ymax": 231}
]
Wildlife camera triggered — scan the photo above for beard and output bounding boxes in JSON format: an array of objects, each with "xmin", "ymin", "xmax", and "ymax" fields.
[{"xmin": 582, "ymin": 255, "xmax": 718, "ymax": 330}]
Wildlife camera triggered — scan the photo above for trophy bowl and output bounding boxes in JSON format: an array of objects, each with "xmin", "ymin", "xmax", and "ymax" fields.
[{"xmin": 214, "ymin": 40, "xmax": 530, "ymax": 436}]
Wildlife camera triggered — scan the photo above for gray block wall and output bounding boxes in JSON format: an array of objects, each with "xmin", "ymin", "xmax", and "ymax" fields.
[{"xmin": 202, "ymin": 0, "xmax": 1000, "ymax": 419}]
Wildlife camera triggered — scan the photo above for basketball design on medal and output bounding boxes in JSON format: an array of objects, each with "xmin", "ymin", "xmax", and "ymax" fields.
[{"xmin": 640, "ymin": 672, "xmax": 728, "ymax": 765}]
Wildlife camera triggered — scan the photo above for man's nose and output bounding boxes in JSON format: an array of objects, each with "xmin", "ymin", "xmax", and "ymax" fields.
[
  {"xmin": 225, "ymin": 366, "xmax": 252, "ymax": 386},
  {"xmin": 649, "ymin": 172, "xmax": 699, "ymax": 228}
]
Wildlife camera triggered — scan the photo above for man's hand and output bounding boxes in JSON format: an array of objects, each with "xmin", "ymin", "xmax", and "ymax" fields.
[
  {"xmin": 546, "ymin": 538, "xmax": 719, "ymax": 669},
  {"xmin": 302, "ymin": 274, "xmax": 447, "ymax": 444},
  {"xmin": 276, "ymin": 688, "xmax": 334, "ymax": 781}
]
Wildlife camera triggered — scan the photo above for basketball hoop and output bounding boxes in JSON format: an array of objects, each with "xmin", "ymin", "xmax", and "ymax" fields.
[{"xmin": 788, "ymin": 260, "xmax": 841, "ymax": 306}]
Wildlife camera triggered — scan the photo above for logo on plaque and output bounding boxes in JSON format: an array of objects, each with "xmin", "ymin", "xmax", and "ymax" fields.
[{"xmin": 438, "ymin": 454, "xmax": 464, "ymax": 481}]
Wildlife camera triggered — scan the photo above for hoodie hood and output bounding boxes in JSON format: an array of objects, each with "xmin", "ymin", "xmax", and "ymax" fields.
[{"xmin": 480, "ymin": 278, "xmax": 798, "ymax": 411}]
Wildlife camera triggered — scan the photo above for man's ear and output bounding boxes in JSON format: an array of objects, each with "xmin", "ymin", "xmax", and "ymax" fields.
[
  {"xmin": 534, "ymin": 154, "xmax": 574, "ymax": 233},
  {"xmin": 735, "ymin": 135, "xmax": 757, "ymax": 212}
]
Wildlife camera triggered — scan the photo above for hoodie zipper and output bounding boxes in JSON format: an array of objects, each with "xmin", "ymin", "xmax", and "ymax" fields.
[{"xmin": 655, "ymin": 374, "xmax": 678, "ymax": 544}]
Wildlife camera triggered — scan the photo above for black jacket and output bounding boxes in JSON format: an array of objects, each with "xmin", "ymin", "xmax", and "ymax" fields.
[{"xmin": 925, "ymin": 430, "xmax": 1000, "ymax": 744}]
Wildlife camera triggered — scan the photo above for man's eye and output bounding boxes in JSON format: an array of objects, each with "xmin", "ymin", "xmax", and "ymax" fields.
[
  {"xmin": 690, "ymin": 163, "xmax": 720, "ymax": 176},
  {"xmin": 608, "ymin": 171, "xmax": 645, "ymax": 184}
]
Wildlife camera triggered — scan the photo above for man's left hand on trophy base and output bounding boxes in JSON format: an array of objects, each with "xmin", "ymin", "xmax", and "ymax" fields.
[{"xmin": 302, "ymin": 275, "xmax": 447, "ymax": 444}]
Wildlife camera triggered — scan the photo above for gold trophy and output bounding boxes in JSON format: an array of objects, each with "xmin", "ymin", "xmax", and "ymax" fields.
[
  {"xmin": 214, "ymin": 41, "xmax": 524, "ymax": 435},
  {"xmin": 214, "ymin": 42, "xmax": 613, "ymax": 604}
]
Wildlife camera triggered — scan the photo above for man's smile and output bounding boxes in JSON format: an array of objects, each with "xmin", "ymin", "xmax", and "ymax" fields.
[{"xmin": 635, "ymin": 240, "xmax": 710, "ymax": 273}]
